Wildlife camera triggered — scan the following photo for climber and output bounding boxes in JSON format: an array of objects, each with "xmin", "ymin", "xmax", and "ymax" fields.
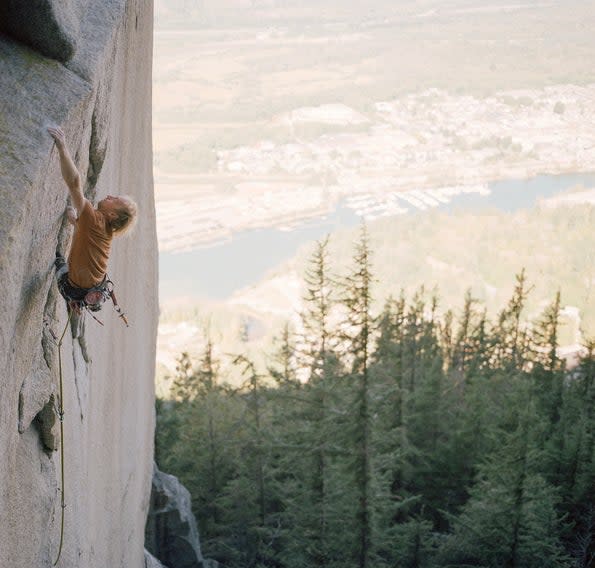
[{"xmin": 48, "ymin": 126, "xmax": 137, "ymax": 322}]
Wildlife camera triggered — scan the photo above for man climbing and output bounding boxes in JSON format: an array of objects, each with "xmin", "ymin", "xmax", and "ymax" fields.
[{"xmin": 49, "ymin": 126, "xmax": 137, "ymax": 319}]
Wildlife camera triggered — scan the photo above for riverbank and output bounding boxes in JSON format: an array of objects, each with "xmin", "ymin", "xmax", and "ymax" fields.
[{"xmin": 159, "ymin": 171, "xmax": 595, "ymax": 303}]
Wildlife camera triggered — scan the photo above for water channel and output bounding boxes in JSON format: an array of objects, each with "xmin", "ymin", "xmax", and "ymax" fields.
[{"xmin": 159, "ymin": 172, "xmax": 595, "ymax": 302}]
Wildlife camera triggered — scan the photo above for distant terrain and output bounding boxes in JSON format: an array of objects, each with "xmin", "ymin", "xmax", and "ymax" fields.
[
  {"xmin": 152, "ymin": 0, "xmax": 595, "ymax": 388},
  {"xmin": 153, "ymin": 5, "xmax": 595, "ymax": 562},
  {"xmin": 157, "ymin": 198, "xmax": 595, "ymax": 389},
  {"xmin": 156, "ymin": 84, "xmax": 595, "ymax": 252},
  {"xmin": 154, "ymin": 0, "xmax": 595, "ymax": 251}
]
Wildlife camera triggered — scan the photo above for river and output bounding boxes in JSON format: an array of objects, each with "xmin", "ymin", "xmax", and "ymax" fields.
[{"xmin": 159, "ymin": 172, "xmax": 595, "ymax": 302}]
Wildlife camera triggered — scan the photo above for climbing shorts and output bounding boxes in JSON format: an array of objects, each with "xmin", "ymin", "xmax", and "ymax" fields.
[{"xmin": 54, "ymin": 254, "xmax": 109, "ymax": 310}]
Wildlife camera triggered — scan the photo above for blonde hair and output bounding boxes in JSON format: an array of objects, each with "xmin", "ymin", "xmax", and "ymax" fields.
[{"xmin": 110, "ymin": 196, "xmax": 138, "ymax": 236}]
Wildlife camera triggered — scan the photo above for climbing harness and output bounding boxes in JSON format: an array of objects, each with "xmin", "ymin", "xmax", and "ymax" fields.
[
  {"xmin": 44, "ymin": 311, "xmax": 72, "ymax": 566},
  {"xmin": 58, "ymin": 275, "xmax": 130, "ymax": 327}
]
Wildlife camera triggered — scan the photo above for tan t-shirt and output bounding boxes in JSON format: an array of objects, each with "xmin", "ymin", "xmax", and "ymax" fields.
[{"xmin": 68, "ymin": 201, "xmax": 113, "ymax": 288}]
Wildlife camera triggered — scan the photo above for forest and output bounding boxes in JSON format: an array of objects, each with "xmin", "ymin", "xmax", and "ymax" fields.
[{"xmin": 156, "ymin": 232, "xmax": 595, "ymax": 568}]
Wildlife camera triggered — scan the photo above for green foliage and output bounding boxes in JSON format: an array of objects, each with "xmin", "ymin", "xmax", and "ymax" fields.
[
  {"xmin": 156, "ymin": 239, "xmax": 595, "ymax": 567},
  {"xmin": 243, "ymin": 204, "xmax": 595, "ymax": 352}
]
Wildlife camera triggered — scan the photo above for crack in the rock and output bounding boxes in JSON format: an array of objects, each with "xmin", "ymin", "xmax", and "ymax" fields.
[{"xmin": 86, "ymin": 102, "xmax": 107, "ymax": 194}]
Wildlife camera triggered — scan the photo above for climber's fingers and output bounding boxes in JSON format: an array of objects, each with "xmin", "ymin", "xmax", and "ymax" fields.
[{"xmin": 48, "ymin": 126, "xmax": 65, "ymax": 148}]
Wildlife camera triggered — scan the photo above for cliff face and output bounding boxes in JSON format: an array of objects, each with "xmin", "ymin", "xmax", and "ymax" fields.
[{"xmin": 0, "ymin": 1, "xmax": 157, "ymax": 567}]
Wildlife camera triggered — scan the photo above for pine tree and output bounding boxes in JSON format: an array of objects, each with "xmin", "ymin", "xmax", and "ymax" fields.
[
  {"xmin": 269, "ymin": 323, "xmax": 298, "ymax": 387},
  {"xmin": 532, "ymin": 292, "xmax": 564, "ymax": 426},
  {"xmin": 442, "ymin": 293, "xmax": 492, "ymax": 515},
  {"xmin": 438, "ymin": 378, "xmax": 571, "ymax": 568},
  {"xmin": 340, "ymin": 224, "xmax": 375, "ymax": 568},
  {"xmin": 571, "ymin": 341, "xmax": 595, "ymax": 502},
  {"xmin": 451, "ymin": 290, "xmax": 478, "ymax": 387},
  {"xmin": 530, "ymin": 292, "xmax": 569, "ymax": 497},
  {"xmin": 300, "ymin": 237, "xmax": 336, "ymax": 567},
  {"xmin": 494, "ymin": 269, "xmax": 533, "ymax": 371},
  {"xmin": 170, "ymin": 351, "xmax": 195, "ymax": 401},
  {"xmin": 154, "ymin": 396, "xmax": 183, "ymax": 472},
  {"xmin": 372, "ymin": 295, "xmax": 409, "ymax": 505},
  {"xmin": 220, "ymin": 354, "xmax": 280, "ymax": 568},
  {"xmin": 562, "ymin": 341, "xmax": 595, "ymax": 567},
  {"xmin": 272, "ymin": 238, "xmax": 347, "ymax": 568},
  {"xmin": 160, "ymin": 337, "xmax": 242, "ymax": 560},
  {"xmin": 154, "ymin": 270, "xmax": 591, "ymax": 567},
  {"xmin": 369, "ymin": 295, "xmax": 427, "ymax": 567}
]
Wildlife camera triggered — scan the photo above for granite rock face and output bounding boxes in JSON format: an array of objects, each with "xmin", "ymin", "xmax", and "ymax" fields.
[
  {"xmin": 0, "ymin": 0, "xmax": 80, "ymax": 62},
  {"xmin": 146, "ymin": 464, "xmax": 217, "ymax": 568},
  {"xmin": 0, "ymin": 1, "xmax": 157, "ymax": 567}
]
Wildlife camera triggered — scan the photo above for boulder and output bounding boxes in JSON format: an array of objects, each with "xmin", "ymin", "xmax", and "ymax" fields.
[
  {"xmin": 0, "ymin": 0, "xmax": 80, "ymax": 62},
  {"xmin": 145, "ymin": 548, "xmax": 169, "ymax": 568},
  {"xmin": 146, "ymin": 464, "xmax": 218, "ymax": 568}
]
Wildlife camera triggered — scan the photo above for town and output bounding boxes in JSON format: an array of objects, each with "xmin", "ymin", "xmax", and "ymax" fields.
[{"xmin": 155, "ymin": 84, "xmax": 595, "ymax": 253}]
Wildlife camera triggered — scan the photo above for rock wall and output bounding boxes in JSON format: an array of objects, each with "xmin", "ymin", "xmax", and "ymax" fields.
[
  {"xmin": 0, "ymin": 1, "xmax": 157, "ymax": 567},
  {"xmin": 146, "ymin": 464, "xmax": 216, "ymax": 568},
  {"xmin": 145, "ymin": 549, "xmax": 168, "ymax": 568}
]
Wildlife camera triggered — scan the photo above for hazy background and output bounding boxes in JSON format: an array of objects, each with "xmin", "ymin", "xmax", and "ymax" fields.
[{"xmin": 152, "ymin": 0, "xmax": 595, "ymax": 387}]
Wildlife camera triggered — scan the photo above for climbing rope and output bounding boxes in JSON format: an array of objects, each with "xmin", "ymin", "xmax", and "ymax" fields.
[
  {"xmin": 45, "ymin": 273, "xmax": 128, "ymax": 564},
  {"xmin": 45, "ymin": 310, "xmax": 73, "ymax": 566}
]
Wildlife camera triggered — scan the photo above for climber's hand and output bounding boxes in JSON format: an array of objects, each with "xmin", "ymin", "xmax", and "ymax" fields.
[{"xmin": 48, "ymin": 126, "xmax": 66, "ymax": 150}]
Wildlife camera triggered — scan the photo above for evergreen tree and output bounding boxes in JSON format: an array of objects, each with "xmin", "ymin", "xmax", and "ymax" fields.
[
  {"xmin": 532, "ymin": 292, "xmax": 564, "ymax": 426},
  {"xmin": 269, "ymin": 323, "xmax": 298, "ymax": 387},
  {"xmin": 154, "ymin": 261, "xmax": 591, "ymax": 567},
  {"xmin": 161, "ymin": 338, "xmax": 238, "ymax": 558},
  {"xmin": 531, "ymin": 292, "xmax": 568, "ymax": 496},
  {"xmin": 219, "ymin": 354, "xmax": 280, "ymax": 568},
  {"xmin": 571, "ymin": 341, "xmax": 595, "ymax": 502},
  {"xmin": 339, "ymin": 225, "xmax": 375, "ymax": 568},
  {"xmin": 451, "ymin": 290, "xmax": 478, "ymax": 387},
  {"xmin": 170, "ymin": 351, "xmax": 196, "ymax": 401},
  {"xmin": 300, "ymin": 237, "xmax": 336, "ymax": 567},
  {"xmin": 442, "ymin": 293, "xmax": 492, "ymax": 516},
  {"xmin": 562, "ymin": 341, "xmax": 595, "ymax": 567},
  {"xmin": 494, "ymin": 269, "xmax": 533, "ymax": 371},
  {"xmin": 369, "ymin": 295, "xmax": 429, "ymax": 567},
  {"xmin": 154, "ymin": 396, "xmax": 183, "ymax": 471},
  {"xmin": 438, "ymin": 379, "xmax": 571, "ymax": 568},
  {"xmin": 372, "ymin": 295, "xmax": 411, "ymax": 512},
  {"xmin": 273, "ymin": 238, "xmax": 347, "ymax": 568}
]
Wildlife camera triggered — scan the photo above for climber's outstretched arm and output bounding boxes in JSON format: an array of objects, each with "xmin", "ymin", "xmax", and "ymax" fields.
[{"xmin": 48, "ymin": 126, "xmax": 86, "ymax": 214}]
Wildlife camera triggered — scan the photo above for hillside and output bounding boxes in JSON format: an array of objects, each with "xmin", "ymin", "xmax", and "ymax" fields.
[
  {"xmin": 157, "ymin": 197, "xmax": 594, "ymax": 389},
  {"xmin": 237, "ymin": 200, "xmax": 595, "ymax": 327}
]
